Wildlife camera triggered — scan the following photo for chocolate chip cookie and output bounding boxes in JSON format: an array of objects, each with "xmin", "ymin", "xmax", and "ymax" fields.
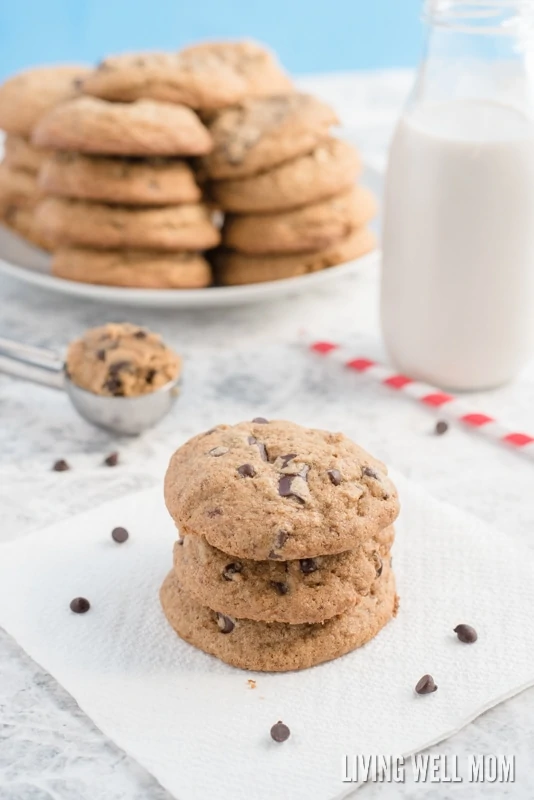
[
  {"xmin": 222, "ymin": 186, "xmax": 376, "ymax": 254},
  {"xmin": 215, "ymin": 227, "xmax": 376, "ymax": 285},
  {"xmin": 35, "ymin": 197, "xmax": 220, "ymax": 250},
  {"xmin": 32, "ymin": 97, "xmax": 213, "ymax": 156},
  {"xmin": 0, "ymin": 164, "xmax": 41, "ymax": 214},
  {"xmin": 160, "ymin": 562, "xmax": 398, "ymax": 671},
  {"xmin": 173, "ymin": 527, "xmax": 394, "ymax": 624},
  {"xmin": 39, "ymin": 152, "xmax": 202, "ymax": 205},
  {"xmin": 52, "ymin": 248, "xmax": 212, "ymax": 288},
  {"xmin": 164, "ymin": 420, "xmax": 400, "ymax": 560},
  {"xmin": 210, "ymin": 137, "xmax": 361, "ymax": 213},
  {"xmin": 200, "ymin": 93, "xmax": 338, "ymax": 180},
  {"xmin": 4, "ymin": 135, "xmax": 50, "ymax": 173},
  {"xmin": 0, "ymin": 64, "xmax": 90, "ymax": 136},
  {"xmin": 81, "ymin": 40, "xmax": 292, "ymax": 108},
  {"xmin": 66, "ymin": 322, "xmax": 181, "ymax": 397}
]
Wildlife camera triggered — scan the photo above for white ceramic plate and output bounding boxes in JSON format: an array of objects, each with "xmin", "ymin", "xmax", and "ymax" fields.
[{"xmin": 0, "ymin": 165, "xmax": 382, "ymax": 309}]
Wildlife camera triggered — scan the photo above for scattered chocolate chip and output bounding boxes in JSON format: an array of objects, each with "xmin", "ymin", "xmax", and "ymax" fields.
[
  {"xmin": 362, "ymin": 466, "xmax": 379, "ymax": 480},
  {"xmin": 70, "ymin": 597, "xmax": 90, "ymax": 614},
  {"xmin": 454, "ymin": 624, "xmax": 478, "ymax": 644},
  {"xmin": 415, "ymin": 674, "xmax": 437, "ymax": 695},
  {"xmin": 327, "ymin": 469, "xmax": 342, "ymax": 485},
  {"xmin": 373, "ymin": 552, "xmax": 383, "ymax": 577},
  {"xmin": 209, "ymin": 446, "xmax": 229, "ymax": 457},
  {"xmin": 270, "ymin": 580, "xmax": 289, "ymax": 595},
  {"xmin": 237, "ymin": 463, "xmax": 256, "ymax": 478},
  {"xmin": 96, "ymin": 348, "xmax": 106, "ymax": 362},
  {"xmin": 270, "ymin": 721, "xmax": 290, "ymax": 742},
  {"xmin": 222, "ymin": 562, "xmax": 243, "ymax": 581},
  {"xmin": 111, "ymin": 526, "xmax": 129, "ymax": 543},
  {"xmin": 104, "ymin": 452, "xmax": 119, "ymax": 467},
  {"xmin": 300, "ymin": 558, "xmax": 318, "ymax": 575},
  {"xmin": 133, "ymin": 330, "xmax": 147, "ymax": 339},
  {"xmin": 52, "ymin": 459, "xmax": 70, "ymax": 472},
  {"xmin": 435, "ymin": 420, "xmax": 449, "ymax": 436},
  {"xmin": 146, "ymin": 368, "xmax": 156, "ymax": 385},
  {"xmin": 252, "ymin": 417, "xmax": 269, "ymax": 423},
  {"xmin": 279, "ymin": 453, "xmax": 297, "ymax": 467},
  {"xmin": 207, "ymin": 507, "xmax": 223, "ymax": 518},
  {"xmin": 216, "ymin": 613, "xmax": 235, "ymax": 633}
]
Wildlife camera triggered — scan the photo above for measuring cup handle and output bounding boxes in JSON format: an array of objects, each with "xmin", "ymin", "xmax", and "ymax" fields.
[{"xmin": 0, "ymin": 338, "xmax": 64, "ymax": 390}]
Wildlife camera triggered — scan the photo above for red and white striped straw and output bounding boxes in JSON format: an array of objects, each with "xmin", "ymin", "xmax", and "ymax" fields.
[{"xmin": 309, "ymin": 340, "xmax": 534, "ymax": 460}]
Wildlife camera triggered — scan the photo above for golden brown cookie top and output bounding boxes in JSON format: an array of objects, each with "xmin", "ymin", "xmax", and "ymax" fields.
[
  {"xmin": 32, "ymin": 96, "xmax": 213, "ymax": 156},
  {"xmin": 0, "ymin": 64, "xmax": 90, "ymax": 136},
  {"xmin": 81, "ymin": 40, "xmax": 292, "ymax": 107},
  {"xmin": 66, "ymin": 322, "xmax": 181, "ymax": 397},
  {"xmin": 164, "ymin": 419, "xmax": 399, "ymax": 560},
  {"xmin": 200, "ymin": 93, "xmax": 338, "ymax": 179}
]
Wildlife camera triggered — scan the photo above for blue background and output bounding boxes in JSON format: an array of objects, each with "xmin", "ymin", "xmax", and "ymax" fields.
[{"xmin": 0, "ymin": 0, "xmax": 423, "ymax": 81}]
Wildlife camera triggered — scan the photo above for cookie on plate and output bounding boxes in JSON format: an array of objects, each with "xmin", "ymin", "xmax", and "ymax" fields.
[
  {"xmin": 222, "ymin": 186, "xmax": 376, "ymax": 254},
  {"xmin": 52, "ymin": 247, "xmax": 212, "ymax": 289},
  {"xmin": 160, "ymin": 563, "xmax": 398, "ymax": 671},
  {"xmin": 66, "ymin": 322, "xmax": 182, "ymax": 396},
  {"xmin": 1, "ymin": 205, "xmax": 53, "ymax": 251},
  {"xmin": 0, "ymin": 64, "xmax": 90, "ymax": 136},
  {"xmin": 215, "ymin": 227, "xmax": 376, "ymax": 285},
  {"xmin": 173, "ymin": 527, "xmax": 394, "ymax": 624},
  {"xmin": 81, "ymin": 40, "xmax": 292, "ymax": 108},
  {"xmin": 210, "ymin": 138, "xmax": 361, "ymax": 213},
  {"xmin": 4, "ymin": 135, "xmax": 50, "ymax": 173},
  {"xmin": 32, "ymin": 97, "xmax": 213, "ymax": 156},
  {"xmin": 35, "ymin": 197, "xmax": 221, "ymax": 250},
  {"xmin": 39, "ymin": 152, "xmax": 202, "ymax": 205},
  {"xmin": 0, "ymin": 164, "xmax": 41, "ymax": 214},
  {"xmin": 164, "ymin": 419, "xmax": 399, "ymax": 560},
  {"xmin": 200, "ymin": 93, "xmax": 338, "ymax": 180}
]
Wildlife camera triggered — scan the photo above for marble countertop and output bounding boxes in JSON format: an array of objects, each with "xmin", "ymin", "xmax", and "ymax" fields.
[{"xmin": 1, "ymin": 69, "xmax": 534, "ymax": 799}]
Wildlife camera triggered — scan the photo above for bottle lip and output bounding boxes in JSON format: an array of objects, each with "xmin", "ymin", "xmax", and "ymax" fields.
[{"xmin": 424, "ymin": 0, "xmax": 534, "ymax": 34}]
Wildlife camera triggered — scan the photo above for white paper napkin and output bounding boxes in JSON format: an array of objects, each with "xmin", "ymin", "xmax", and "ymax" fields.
[{"xmin": 0, "ymin": 471, "xmax": 533, "ymax": 800}]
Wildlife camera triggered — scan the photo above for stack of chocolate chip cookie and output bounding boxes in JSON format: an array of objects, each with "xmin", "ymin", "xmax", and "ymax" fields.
[
  {"xmin": 203, "ymin": 94, "xmax": 377, "ymax": 285},
  {"xmin": 28, "ymin": 40, "xmax": 294, "ymax": 289},
  {"xmin": 161, "ymin": 419, "xmax": 399, "ymax": 672},
  {"xmin": 0, "ymin": 64, "xmax": 89, "ymax": 249}
]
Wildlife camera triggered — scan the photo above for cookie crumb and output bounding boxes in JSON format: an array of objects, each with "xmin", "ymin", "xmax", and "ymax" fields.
[{"xmin": 247, "ymin": 679, "xmax": 257, "ymax": 689}]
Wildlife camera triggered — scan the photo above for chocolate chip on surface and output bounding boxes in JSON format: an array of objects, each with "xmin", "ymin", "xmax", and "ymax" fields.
[
  {"xmin": 327, "ymin": 468, "xmax": 342, "ymax": 485},
  {"xmin": 216, "ymin": 612, "xmax": 235, "ymax": 633},
  {"xmin": 278, "ymin": 474, "xmax": 308, "ymax": 504},
  {"xmin": 70, "ymin": 597, "xmax": 90, "ymax": 614},
  {"xmin": 133, "ymin": 330, "xmax": 147, "ymax": 339},
  {"xmin": 103, "ymin": 376, "xmax": 124, "ymax": 395},
  {"xmin": 270, "ymin": 721, "xmax": 290, "ymax": 742},
  {"xmin": 279, "ymin": 453, "xmax": 297, "ymax": 467},
  {"xmin": 252, "ymin": 417, "xmax": 269, "ymax": 423},
  {"xmin": 111, "ymin": 526, "xmax": 129, "ymax": 543},
  {"xmin": 96, "ymin": 348, "xmax": 106, "ymax": 361},
  {"xmin": 415, "ymin": 674, "xmax": 437, "ymax": 695},
  {"xmin": 454, "ymin": 624, "xmax": 478, "ymax": 643},
  {"xmin": 270, "ymin": 580, "xmax": 289, "ymax": 595},
  {"xmin": 268, "ymin": 529, "xmax": 289, "ymax": 559},
  {"xmin": 222, "ymin": 562, "xmax": 243, "ymax": 581},
  {"xmin": 237, "ymin": 463, "xmax": 256, "ymax": 478},
  {"xmin": 52, "ymin": 459, "xmax": 70, "ymax": 472},
  {"xmin": 299, "ymin": 558, "xmax": 318, "ymax": 575},
  {"xmin": 435, "ymin": 420, "xmax": 449, "ymax": 436},
  {"xmin": 104, "ymin": 451, "xmax": 119, "ymax": 467},
  {"xmin": 362, "ymin": 466, "xmax": 379, "ymax": 480},
  {"xmin": 209, "ymin": 446, "xmax": 229, "ymax": 457}
]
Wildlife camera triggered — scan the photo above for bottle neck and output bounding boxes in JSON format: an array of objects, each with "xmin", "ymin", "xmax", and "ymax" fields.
[{"xmin": 409, "ymin": 1, "xmax": 534, "ymax": 113}]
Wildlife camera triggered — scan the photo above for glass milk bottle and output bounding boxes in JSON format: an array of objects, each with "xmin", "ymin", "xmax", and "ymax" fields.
[{"xmin": 381, "ymin": 1, "xmax": 534, "ymax": 390}]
